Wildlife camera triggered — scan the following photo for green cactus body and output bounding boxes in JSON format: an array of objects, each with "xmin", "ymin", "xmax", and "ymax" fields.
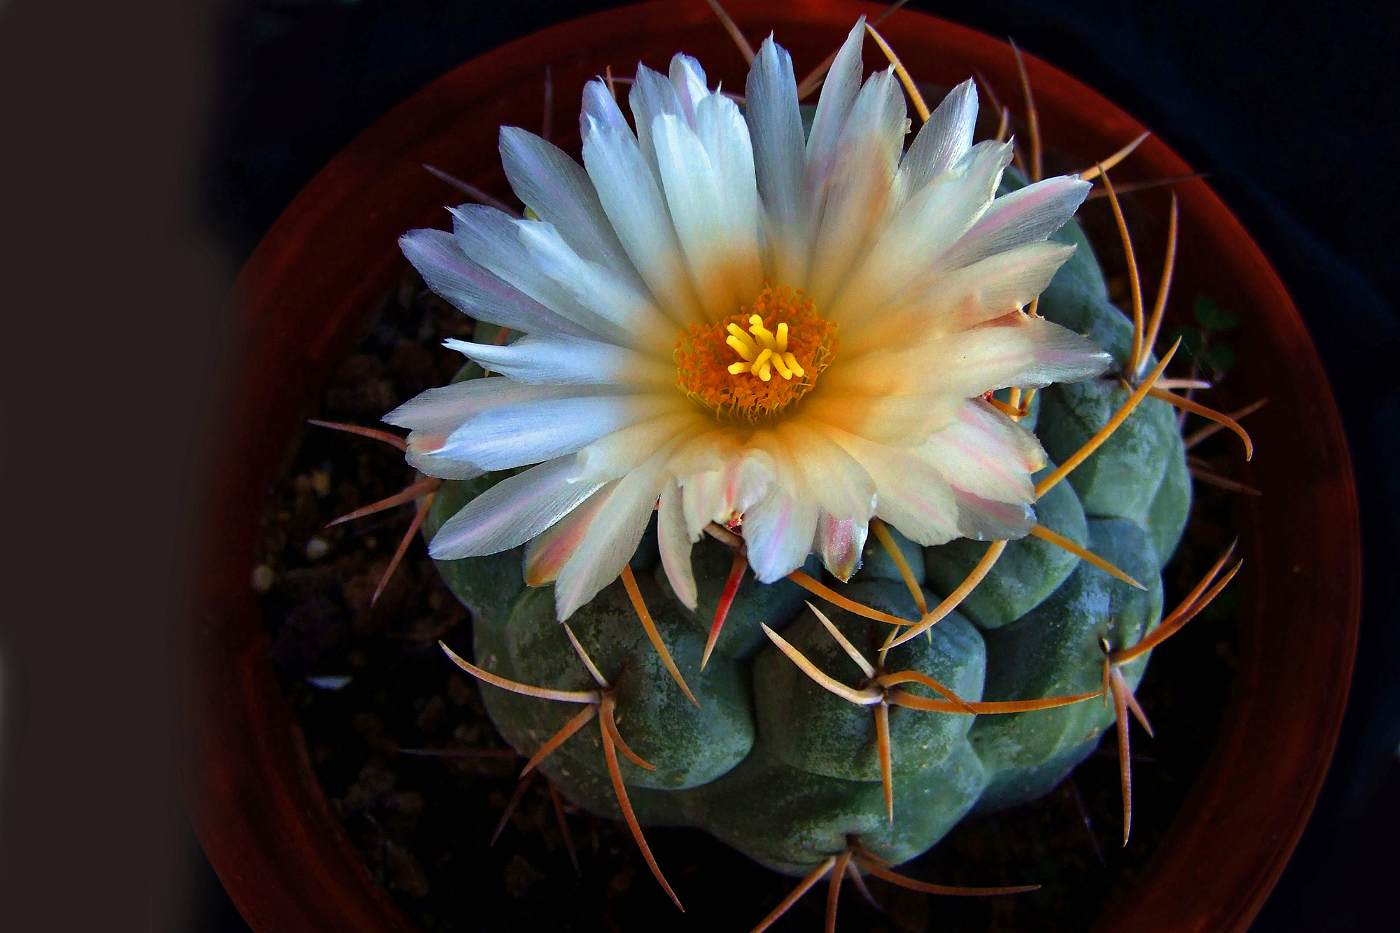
[{"xmin": 423, "ymin": 175, "xmax": 1191, "ymax": 877}]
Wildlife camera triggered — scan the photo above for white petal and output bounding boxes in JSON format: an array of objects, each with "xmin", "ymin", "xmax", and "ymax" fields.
[
  {"xmin": 569, "ymin": 411, "xmax": 699, "ymax": 484},
  {"xmin": 498, "ymin": 126, "xmax": 637, "ymax": 277},
  {"xmin": 652, "ymin": 112, "xmax": 761, "ymax": 319},
  {"xmin": 522, "ymin": 486, "xmax": 612, "ymax": 585},
  {"xmin": 442, "ymin": 334, "xmax": 674, "ymax": 387},
  {"xmin": 399, "ymin": 229, "xmax": 594, "ymax": 339},
  {"xmin": 934, "ymin": 316, "xmax": 1113, "ymax": 395},
  {"xmin": 801, "ymin": 389, "xmax": 963, "ymax": 445},
  {"xmin": 582, "ymin": 122, "xmax": 705, "ymax": 326},
  {"xmin": 776, "ymin": 422, "xmax": 876, "ymax": 522},
  {"xmin": 513, "ymin": 221, "xmax": 674, "ymax": 346},
  {"xmin": 657, "ymin": 480, "xmax": 698, "ymax": 609},
  {"xmin": 818, "ymin": 424, "xmax": 963, "ymax": 546},
  {"xmin": 429, "ymin": 456, "xmax": 603, "ymax": 559},
  {"xmin": 554, "ymin": 445, "xmax": 677, "ymax": 619},
  {"xmin": 668, "ymin": 53, "xmax": 709, "ymax": 122},
  {"xmin": 745, "ymin": 35, "xmax": 805, "ymax": 281},
  {"xmin": 405, "ymin": 433, "xmax": 484, "ymax": 481},
  {"xmin": 678, "ymin": 447, "xmax": 773, "ymax": 539},
  {"xmin": 921, "ymin": 400, "xmax": 1045, "ymax": 505},
  {"xmin": 580, "ymin": 78, "xmax": 630, "ymax": 137},
  {"xmin": 449, "ymin": 204, "xmax": 634, "ymax": 342},
  {"xmin": 804, "ymin": 18, "xmax": 866, "ymax": 195},
  {"xmin": 629, "ymin": 64, "xmax": 683, "ymax": 174},
  {"xmin": 383, "ymin": 377, "xmax": 577, "ymax": 435},
  {"xmin": 896, "ymin": 78, "xmax": 978, "ymax": 200},
  {"xmin": 831, "ymin": 139, "xmax": 1010, "ymax": 321},
  {"xmin": 807, "ymin": 68, "xmax": 907, "ymax": 308},
  {"xmin": 939, "ymin": 175, "xmax": 1091, "ymax": 270},
  {"xmin": 439, "ymin": 393, "xmax": 676, "ymax": 471}
]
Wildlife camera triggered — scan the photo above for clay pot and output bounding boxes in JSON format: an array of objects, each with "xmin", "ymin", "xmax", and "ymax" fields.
[{"xmin": 195, "ymin": 2, "xmax": 1360, "ymax": 929}]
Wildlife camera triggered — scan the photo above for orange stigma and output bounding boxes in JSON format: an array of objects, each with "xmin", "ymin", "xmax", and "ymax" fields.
[{"xmin": 674, "ymin": 286, "xmax": 836, "ymax": 421}]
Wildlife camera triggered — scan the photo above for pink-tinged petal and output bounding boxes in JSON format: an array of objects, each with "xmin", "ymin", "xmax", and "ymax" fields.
[
  {"xmin": 815, "ymin": 513, "xmax": 867, "ymax": 582},
  {"xmin": 818, "ymin": 424, "xmax": 963, "ymax": 546},
  {"xmin": 554, "ymin": 444, "xmax": 677, "ymax": 620},
  {"xmin": 678, "ymin": 449, "xmax": 774, "ymax": 540},
  {"xmin": 801, "ymin": 391, "xmax": 963, "ymax": 446},
  {"xmin": 405, "ymin": 432, "xmax": 483, "ymax": 481},
  {"xmin": 657, "ymin": 481, "xmax": 698, "ymax": 609},
  {"xmin": 939, "ymin": 175, "xmax": 1091, "ymax": 271},
  {"xmin": 440, "ymin": 393, "xmax": 676, "ymax": 472},
  {"xmin": 804, "ymin": 18, "xmax": 866, "ymax": 199},
  {"xmin": 522, "ymin": 486, "xmax": 614, "ymax": 585},
  {"xmin": 429, "ymin": 456, "xmax": 604, "ymax": 560},
  {"xmin": 742, "ymin": 487, "xmax": 819, "ymax": 583},
  {"xmin": 921, "ymin": 401, "xmax": 1043, "ymax": 506},
  {"xmin": 398, "ymin": 229, "xmax": 594, "ymax": 339},
  {"xmin": 949, "ymin": 486, "xmax": 1035, "ymax": 541},
  {"xmin": 668, "ymin": 53, "xmax": 709, "ymax": 122}
]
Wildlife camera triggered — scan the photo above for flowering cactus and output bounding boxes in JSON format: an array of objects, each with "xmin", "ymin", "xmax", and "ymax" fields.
[{"xmin": 334, "ymin": 12, "xmax": 1252, "ymax": 925}]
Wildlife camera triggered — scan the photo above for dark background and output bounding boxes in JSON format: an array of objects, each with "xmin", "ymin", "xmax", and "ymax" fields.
[{"xmin": 1, "ymin": 0, "xmax": 1395, "ymax": 930}]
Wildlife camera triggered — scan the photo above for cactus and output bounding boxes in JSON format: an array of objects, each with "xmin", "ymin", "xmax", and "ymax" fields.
[
  {"xmin": 423, "ymin": 174, "xmax": 1190, "ymax": 885},
  {"xmin": 309, "ymin": 14, "xmax": 1256, "ymax": 925}
]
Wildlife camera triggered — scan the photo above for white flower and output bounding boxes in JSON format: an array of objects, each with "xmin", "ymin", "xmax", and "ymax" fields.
[{"xmin": 386, "ymin": 20, "xmax": 1110, "ymax": 621}]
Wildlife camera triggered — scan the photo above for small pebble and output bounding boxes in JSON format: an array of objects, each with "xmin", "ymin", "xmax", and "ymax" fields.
[
  {"xmin": 250, "ymin": 564, "xmax": 275, "ymax": 593},
  {"xmin": 306, "ymin": 536, "xmax": 330, "ymax": 560}
]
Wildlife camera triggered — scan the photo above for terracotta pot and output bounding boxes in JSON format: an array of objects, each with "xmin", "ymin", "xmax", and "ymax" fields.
[{"xmin": 194, "ymin": 1, "xmax": 1360, "ymax": 929}]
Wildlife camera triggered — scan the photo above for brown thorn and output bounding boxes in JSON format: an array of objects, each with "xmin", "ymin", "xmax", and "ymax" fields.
[
  {"xmin": 795, "ymin": 0, "xmax": 912, "ymax": 100},
  {"xmin": 1148, "ymin": 388, "xmax": 1255, "ymax": 459},
  {"xmin": 846, "ymin": 860, "xmax": 882, "ymax": 911},
  {"xmin": 870, "ymin": 519, "xmax": 929, "ymax": 615},
  {"xmin": 439, "ymin": 640, "xmax": 599, "ymax": 704},
  {"xmin": 866, "ymin": 22, "xmax": 930, "ymax": 122},
  {"xmin": 598, "ymin": 695, "xmax": 684, "ymax": 911},
  {"xmin": 1086, "ymin": 172, "xmax": 1209, "ymax": 200},
  {"xmin": 490, "ymin": 770, "xmax": 537, "ymax": 846},
  {"xmin": 809, "ymin": 602, "xmax": 877, "ymax": 679},
  {"xmin": 1114, "ymin": 558, "xmax": 1242, "ymax": 663},
  {"xmin": 857, "ymin": 859, "xmax": 1039, "ymax": 896},
  {"xmin": 1188, "ymin": 463, "xmax": 1262, "ymax": 496},
  {"xmin": 602, "ymin": 704, "xmax": 658, "ymax": 772},
  {"xmin": 520, "ymin": 704, "xmax": 599, "ymax": 777},
  {"xmin": 761, "ymin": 624, "xmax": 884, "ymax": 706},
  {"xmin": 545, "ymin": 781, "xmax": 581, "ymax": 876},
  {"xmin": 888, "ymin": 688, "xmax": 1101, "ymax": 715},
  {"xmin": 371, "ymin": 491, "xmax": 435, "ymax": 607},
  {"xmin": 874, "ymin": 703, "xmax": 894, "ymax": 825},
  {"xmin": 421, "ymin": 164, "xmax": 518, "ymax": 215},
  {"xmin": 876, "ymin": 670, "xmax": 975, "ymax": 713},
  {"xmin": 1185, "ymin": 398, "xmax": 1268, "ymax": 450},
  {"xmin": 826, "ymin": 848, "xmax": 854, "ymax": 933},
  {"xmin": 1029, "ymin": 523, "xmax": 1146, "ymax": 590},
  {"xmin": 1122, "ymin": 683, "xmax": 1155, "ymax": 738},
  {"xmin": 1099, "ymin": 166, "xmax": 1146, "ymax": 373},
  {"xmin": 702, "ymin": 550, "xmax": 748, "ymax": 671},
  {"xmin": 562, "ymin": 623, "xmax": 609, "ymax": 688},
  {"xmin": 885, "ymin": 540, "xmax": 1007, "ymax": 651},
  {"xmin": 620, "ymin": 565, "xmax": 700, "ymax": 707},
  {"xmin": 1109, "ymin": 667, "xmax": 1133, "ymax": 846},
  {"xmin": 1078, "ymin": 131, "xmax": 1151, "ymax": 181},
  {"xmin": 751, "ymin": 856, "xmax": 837, "ymax": 932},
  {"xmin": 1009, "ymin": 39, "xmax": 1042, "ymax": 182},
  {"xmin": 788, "ymin": 569, "xmax": 915, "ymax": 627},
  {"xmin": 604, "ymin": 65, "xmax": 617, "ymax": 99},
  {"xmin": 1035, "ymin": 338, "xmax": 1181, "ymax": 499},
  {"xmin": 1138, "ymin": 193, "xmax": 1179, "ymax": 378},
  {"xmin": 704, "ymin": 0, "xmax": 755, "ymax": 64},
  {"xmin": 326, "ymin": 477, "xmax": 439, "ymax": 528},
  {"xmin": 307, "ymin": 418, "xmax": 407, "ymax": 451}
]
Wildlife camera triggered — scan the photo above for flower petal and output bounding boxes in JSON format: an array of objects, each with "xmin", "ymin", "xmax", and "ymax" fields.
[
  {"xmin": 896, "ymin": 78, "xmax": 979, "ymax": 201},
  {"xmin": 570, "ymin": 411, "xmax": 700, "ymax": 484},
  {"xmin": 939, "ymin": 175, "xmax": 1091, "ymax": 271},
  {"xmin": 815, "ymin": 513, "xmax": 867, "ymax": 582},
  {"xmin": 554, "ymin": 445, "xmax": 677, "ymax": 619},
  {"xmin": 383, "ymin": 377, "xmax": 578, "ymax": 435},
  {"xmin": 657, "ymin": 480, "xmax": 698, "ymax": 609},
  {"xmin": 440, "ymin": 393, "xmax": 677, "ymax": 472},
  {"xmin": 922, "ymin": 400, "xmax": 1045, "ymax": 505},
  {"xmin": 429, "ymin": 456, "xmax": 604, "ymax": 559},
  {"xmin": 776, "ymin": 421, "xmax": 877, "ymax": 522},
  {"xmin": 522, "ymin": 486, "xmax": 613, "ymax": 585},
  {"xmin": 442, "ymin": 334, "xmax": 673, "ymax": 386},
  {"xmin": 745, "ymin": 35, "xmax": 805, "ymax": 281},
  {"xmin": 398, "ymin": 229, "xmax": 594, "ymax": 339}
]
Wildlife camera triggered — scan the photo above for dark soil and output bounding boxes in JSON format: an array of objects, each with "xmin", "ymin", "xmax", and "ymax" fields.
[{"xmin": 253, "ymin": 260, "xmax": 1245, "ymax": 931}]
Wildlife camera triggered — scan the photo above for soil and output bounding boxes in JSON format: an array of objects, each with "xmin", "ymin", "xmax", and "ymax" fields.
[{"xmin": 253, "ymin": 261, "xmax": 1245, "ymax": 931}]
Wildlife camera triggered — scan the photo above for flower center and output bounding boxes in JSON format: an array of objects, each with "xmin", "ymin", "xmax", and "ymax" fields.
[{"xmin": 674, "ymin": 286, "xmax": 837, "ymax": 422}]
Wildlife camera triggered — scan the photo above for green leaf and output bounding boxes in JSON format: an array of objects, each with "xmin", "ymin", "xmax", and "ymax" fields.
[{"xmin": 1194, "ymin": 296, "xmax": 1240, "ymax": 332}]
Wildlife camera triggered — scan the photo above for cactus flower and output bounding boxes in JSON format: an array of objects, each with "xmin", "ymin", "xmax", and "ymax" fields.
[{"xmin": 386, "ymin": 19, "xmax": 1110, "ymax": 622}]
